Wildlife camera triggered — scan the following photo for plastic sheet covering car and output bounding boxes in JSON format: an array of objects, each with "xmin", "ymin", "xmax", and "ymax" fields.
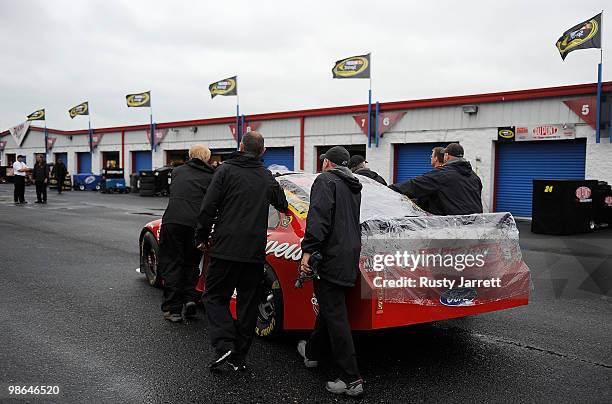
[{"xmin": 277, "ymin": 173, "xmax": 531, "ymax": 307}]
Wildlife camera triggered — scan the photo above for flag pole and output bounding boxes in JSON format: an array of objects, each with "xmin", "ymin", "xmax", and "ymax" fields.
[
  {"xmin": 88, "ymin": 114, "xmax": 93, "ymax": 172},
  {"xmin": 596, "ymin": 50, "xmax": 603, "ymax": 144},
  {"xmin": 367, "ymin": 59, "xmax": 372, "ymax": 149},
  {"xmin": 236, "ymin": 94, "xmax": 240, "ymax": 150},
  {"xmin": 44, "ymin": 118, "xmax": 48, "ymax": 162},
  {"xmin": 150, "ymin": 93, "xmax": 155, "ymax": 164}
]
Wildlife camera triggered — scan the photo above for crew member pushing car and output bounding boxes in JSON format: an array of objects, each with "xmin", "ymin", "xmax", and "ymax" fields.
[
  {"xmin": 348, "ymin": 154, "xmax": 387, "ymax": 185},
  {"xmin": 159, "ymin": 144, "xmax": 215, "ymax": 323},
  {"xmin": 389, "ymin": 143, "xmax": 483, "ymax": 215},
  {"xmin": 297, "ymin": 146, "xmax": 365, "ymax": 397},
  {"xmin": 196, "ymin": 131, "xmax": 288, "ymax": 371}
]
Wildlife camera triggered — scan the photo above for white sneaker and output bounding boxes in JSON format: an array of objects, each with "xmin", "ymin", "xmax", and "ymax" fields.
[
  {"xmin": 297, "ymin": 340, "xmax": 318, "ymax": 368},
  {"xmin": 325, "ymin": 378, "xmax": 364, "ymax": 396}
]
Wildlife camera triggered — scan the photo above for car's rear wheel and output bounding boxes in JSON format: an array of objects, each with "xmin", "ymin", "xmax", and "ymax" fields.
[
  {"xmin": 255, "ymin": 264, "xmax": 283, "ymax": 338},
  {"xmin": 140, "ymin": 232, "xmax": 161, "ymax": 287}
]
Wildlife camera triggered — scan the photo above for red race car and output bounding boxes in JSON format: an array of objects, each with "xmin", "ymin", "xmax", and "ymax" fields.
[{"xmin": 138, "ymin": 172, "xmax": 530, "ymax": 337}]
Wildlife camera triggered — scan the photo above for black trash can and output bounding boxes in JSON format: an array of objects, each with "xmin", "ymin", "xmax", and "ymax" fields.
[
  {"xmin": 139, "ymin": 170, "xmax": 156, "ymax": 197},
  {"xmin": 593, "ymin": 181, "xmax": 612, "ymax": 228},
  {"xmin": 532, "ymin": 179, "xmax": 598, "ymax": 235}
]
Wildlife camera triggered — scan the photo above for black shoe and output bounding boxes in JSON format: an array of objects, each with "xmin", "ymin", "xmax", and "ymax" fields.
[
  {"xmin": 184, "ymin": 301, "xmax": 197, "ymax": 318},
  {"xmin": 209, "ymin": 350, "xmax": 232, "ymax": 370},
  {"xmin": 227, "ymin": 352, "xmax": 247, "ymax": 372},
  {"xmin": 42, "ymin": 201, "xmax": 47, "ymax": 204},
  {"xmin": 22, "ymin": 201, "xmax": 28, "ymax": 204},
  {"xmin": 35, "ymin": 200, "xmax": 42, "ymax": 204}
]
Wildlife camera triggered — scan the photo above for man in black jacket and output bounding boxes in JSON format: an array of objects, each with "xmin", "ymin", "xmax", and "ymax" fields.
[
  {"xmin": 159, "ymin": 144, "xmax": 215, "ymax": 323},
  {"xmin": 32, "ymin": 154, "xmax": 48, "ymax": 204},
  {"xmin": 54, "ymin": 158, "xmax": 67, "ymax": 193},
  {"xmin": 297, "ymin": 146, "xmax": 364, "ymax": 397},
  {"xmin": 348, "ymin": 155, "xmax": 387, "ymax": 185},
  {"xmin": 196, "ymin": 131, "xmax": 288, "ymax": 371},
  {"xmin": 389, "ymin": 143, "xmax": 483, "ymax": 215}
]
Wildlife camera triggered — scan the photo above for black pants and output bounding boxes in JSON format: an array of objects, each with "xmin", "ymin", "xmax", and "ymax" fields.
[
  {"xmin": 306, "ymin": 278, "xmax": 360, "ymax": 381},
  {"xmin": 35, "ymin": 180, "xmax": 47, "ymax": 202},
  {"xmin": 159, "ymin": 223, "xmax": 201, "ymax": 314},
  {"xmin": 204, "ymin": 257, "xmax": 263, "ymax": 361},
  {"xmin": 13, "ymin": 176, "xmax": 25, "ymax": 203},
  {"xmin": 56, "ymin": 177, "xmax": 63, "ymax": 193}
]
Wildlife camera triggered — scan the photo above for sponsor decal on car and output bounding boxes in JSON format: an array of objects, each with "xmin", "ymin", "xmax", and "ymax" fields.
[
  {"xmin": 85, "ymin": 175, "xmax": 96, "ymax": 184},
  {"xmin": 265, "ymin": 236, "xmax": 302, "ymax": 261},
  {"xmin": 440, "ymin": 288, "xmax": 477, "ymax": 307},
  {"xmin": 575, "ymin": 186, "xmax": 592, "ymax": 202}
]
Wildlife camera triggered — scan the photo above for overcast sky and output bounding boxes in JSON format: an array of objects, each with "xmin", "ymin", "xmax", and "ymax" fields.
[{"xmin": 0, "ymin": 0, "xmax": 610, "ymax": 131}]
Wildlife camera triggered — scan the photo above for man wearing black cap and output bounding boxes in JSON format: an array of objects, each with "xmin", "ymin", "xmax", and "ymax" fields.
[
  {"xmin": 348, "ymin": 155, "xmax": 387, "ymax": 185},
  {"xmin": 297, "ymin": 146, "xmax": 364, "ymax": 397},
  {"xmin": 389, "ymin": 143, "xmax": 483, "ymax": 215}
]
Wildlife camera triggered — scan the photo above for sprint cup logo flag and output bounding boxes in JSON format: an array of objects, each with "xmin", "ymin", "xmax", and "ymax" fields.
[
  {"xmin": 69, "ymin": 102, "xmax": 89, "ymax": 119},
  {"xmin": 332, "ymin": 53, "xmax": 370, "ymax": 79},
  {"xmin": 126, "ymin": 91, "xmax": 151, "ymax": 107},
  {"xmin": 556, "ymin": 13, "xmax": 602, "ymax": 60},
  {"xmin": 26, "ymin": 109, "xmax": 45, "ymax": 121},
  {"xmin": 209, "ymin": 76, "xmax": 237, "ymax": 98}
]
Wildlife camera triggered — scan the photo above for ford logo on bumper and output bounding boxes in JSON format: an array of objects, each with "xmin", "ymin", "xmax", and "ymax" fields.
[{"xmin": 440, "ymin": 288, "xmax": 477, "ymax": 306}]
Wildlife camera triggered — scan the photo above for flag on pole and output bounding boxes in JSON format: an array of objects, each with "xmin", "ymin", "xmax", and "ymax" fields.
[
  {"xmin": 126, "ymin": 91, "xmax": 151, "ymax": 107},
  {"xmin": 69, "ymin": 102, "xmax": 89, "ymax": 119},
  {"xmin": 556, "ymin": 13, "xmax": 602, "ymax": 60},
  {"xmin": 26, "ymin": 109, "xmax": 45, "ymax": 121},
  {"xmin": 209, "ymin": 76, "xmax": 238, "ymax": 98},
  {"xmin": 332, "ymin": 53, "xmax": 371, "ymax": 79}
]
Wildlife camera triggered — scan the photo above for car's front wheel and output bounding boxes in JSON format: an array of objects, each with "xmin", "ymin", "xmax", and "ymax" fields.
[
  {"xmin": 140, "ymin": 232, "xmax": 161, "ymax": 287},
  {"xmin": 255, "ymin": 264, "xmax": 283, "ymax": 338}
]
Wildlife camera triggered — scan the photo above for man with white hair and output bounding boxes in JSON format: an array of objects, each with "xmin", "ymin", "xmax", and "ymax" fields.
[{"xmin": 159, "ymin": 144, "xmax": 215, "ymax": 323}]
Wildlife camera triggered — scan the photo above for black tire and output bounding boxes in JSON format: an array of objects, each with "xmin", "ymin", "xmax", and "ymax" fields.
[
  {"xmin": 78, "ymin": 184, "xmax": 85, "ymax": 191},
  {"xmin": 140, "ymin": 232, "xmax": 161, "ymax": 287},
  {"xmin": 255, "ymin": 264, "xmax": 283, "ymax": 338}
]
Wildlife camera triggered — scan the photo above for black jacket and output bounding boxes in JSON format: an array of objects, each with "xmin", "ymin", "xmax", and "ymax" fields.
[
  {"xmin": 301, "ymin": 167, "xmax": 362, "ymax": 287},
  {"xmin": 390, "ymin": 159, "xmax": 483, "ymax": 215},
  {"xmin": 354, "ymin": 168, "xmax": 387, "ymax": 185},
  {"xmin": 32, "ymin": 162, "xmax": 48, "ymax": 182},
  {"xmin": 54, "ymin": 162, "xmax": 67, "ymax": 179},
  {"xmin": 196, "ymin": 152, "xmax": 288, "ymax": 264},
  {"xmin": 162, "ymin": 158, "xmax": 215, "ymax": 228}
]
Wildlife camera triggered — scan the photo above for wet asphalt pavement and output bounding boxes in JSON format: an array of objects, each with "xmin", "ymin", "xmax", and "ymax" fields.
[{"xmin": 0, "ymin": 184, "xmax": 610, "ymax": 403}]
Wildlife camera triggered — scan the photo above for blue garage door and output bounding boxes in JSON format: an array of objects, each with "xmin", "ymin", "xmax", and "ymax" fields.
[
  {"xmin": 132, "ymin": 151, "xmax": 152, "ymax": 173},
  {"xmin": 495, "ymin": 140, "xmax": 586, "ymax": 217},
  {"xmin": 55, "ymin": 153, "xmax": 68, "ymax": 171},
  {"xmin": 395, "ymin": 142, "xmax": 453, "ymax": 182},
  {"xmin": 77, "ymin": 152, "xmax": 92, "ymax": 173},
  {"xmin": 263, "ymin": 147, "xmax": 294, "ymax": 170}
]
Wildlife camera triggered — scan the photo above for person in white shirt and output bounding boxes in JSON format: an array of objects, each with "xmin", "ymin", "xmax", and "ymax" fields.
[{"xmin": 13, "ymin": 155, "xmax": 30, "ymax": 204}]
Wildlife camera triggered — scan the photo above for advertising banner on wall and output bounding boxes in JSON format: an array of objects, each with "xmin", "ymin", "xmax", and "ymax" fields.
[
  {"xmin": 9, "ymin": 121, "xmax": 30, "ymax": 147},
  {"xmin": 497, "ymin": 126, "xmax": 516, "ymax": 142},
  {"xmin": 46, "ymin": 137, "xmax": 57, "ymax": 150},
  {"xmin": 353, "ymin": 111, "xmax": 405, "ymax": 137},
  {"xmin": 229, "ymin": 121, "xmax": 261, "ymax": 141},
  {"xmin": 145, "ymin": 128, "xmax": 168, "ymax": 146},
  {"xmin": 515, "ymin": 124, "xmax": 576, "ymax": 142},
  {"xmin": 563, "ymin": 97, "xmax": 597, "ymax": 129}
]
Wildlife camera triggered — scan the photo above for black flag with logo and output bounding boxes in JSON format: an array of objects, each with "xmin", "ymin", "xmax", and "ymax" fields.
[
  {"xmin": 332, "ymin": 54, "xmax": 371, "ymax": 79},
  {"xmin": 69, "ymin": 102, "xmax": 89, "ymax": 119},
  {"xmin": 209, "ymin": 76, "xmax": 238, "ymax": 98},
  {"xmin": 26, "ymin": 109, "xmax": 45, "ymax": 121},
  {"xmin": 126, "ymin": 91, "xmax": 151, "ymax": 107},
  {"xmin": 556, "ymin": 13, "xmax": 602, "ymax": 60}
]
